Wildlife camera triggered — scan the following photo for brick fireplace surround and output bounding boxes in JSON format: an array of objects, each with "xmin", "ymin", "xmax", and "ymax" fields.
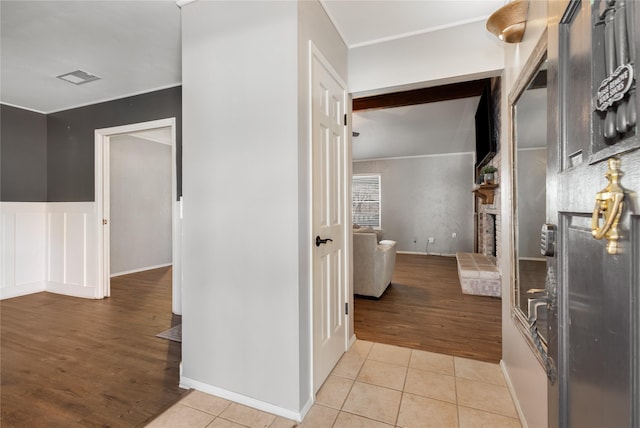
[{"xmin": 456, "ymin": 157, "xmax": 502, "ymax": 297}]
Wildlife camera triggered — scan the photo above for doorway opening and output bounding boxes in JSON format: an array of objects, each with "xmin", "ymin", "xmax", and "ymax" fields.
[{"xmin": 94, "ymin": 118, "xmax": 182, "ymax": 315}]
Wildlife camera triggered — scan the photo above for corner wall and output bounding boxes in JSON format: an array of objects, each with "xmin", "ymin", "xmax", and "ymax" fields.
[
  {"xmin": 499, "ymin": 1, "xmax": 549, "ymax": 427},
  {"xmin": 181, "ymin": 0, "xmax": 303, "ymax": 417}
]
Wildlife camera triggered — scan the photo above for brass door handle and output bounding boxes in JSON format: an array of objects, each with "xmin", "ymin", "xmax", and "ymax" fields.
[{"xmin": 591, "ymin": 157, "xmax": 625, "ymax": 254}]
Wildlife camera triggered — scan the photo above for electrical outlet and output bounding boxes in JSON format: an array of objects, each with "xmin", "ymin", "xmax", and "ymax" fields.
[
  {"xmin": 428, "ymin": 237, "xmax": 435, "ymax": 243},
  {"xmin": 452, "ymin": 232, "xmax": 457, "ymax": 238}
]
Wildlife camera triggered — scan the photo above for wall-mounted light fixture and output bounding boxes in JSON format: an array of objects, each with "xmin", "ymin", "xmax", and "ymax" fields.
[{"xmin": 486, "ymin": 0, "xmax": 530, "ymax": 43}]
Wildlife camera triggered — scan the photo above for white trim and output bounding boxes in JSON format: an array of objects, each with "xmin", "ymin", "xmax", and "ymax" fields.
[
  {"xmin": 353, "ymin": 151, "xmax": 473, "ymax": 163},
  {"xmin": 348, "ymin": 16, "xmax": 491, "ymax": 49},
  {"xmin": 176, "ymin": 0, "xmax": 198, "ymax": 8},
  {"xmin": 348, "ymin": 334, "xmax": 357, "ymax": 349},
  {"xmin": 517, "ymin": 146, "xmax": 547, "ymax": 152},
  {"xmin": 110, "ymin": 263, "xmax": 173, "ymax": 278},
  {"xmin": 46, "ymin": 84, "xmax": 181, "ymax": 115},
  {"xmin": 500, "ymin": 360, "xmax": 529, "ymax": 428},
  {"xmin": 95, "ymin": 118, "xmax": 181, "ymax": 314},
  {"xmin": 0, "ymin": 102, "xmax": 47, "ymax": 115},
  {"xmin": 397, "ymin": 251, "xmax": 456, "ymax": 257},
  {"xmin": 0, "ymin": 281, "xmax": 46, "ymax": 300},
  {"xmin": 180, "ymin": 376, "xmax": 306, "ymax": 422},
  {"xmin": 299, "ymin": 398, "xmax": 313, "ymax": 423},
  {"xmin": 46, "ymin": 282, "xmax": 99, "ymax": 299},
  {"xmin": 519, "ymin": 257, "xmax": 546, "ymax": 262}
]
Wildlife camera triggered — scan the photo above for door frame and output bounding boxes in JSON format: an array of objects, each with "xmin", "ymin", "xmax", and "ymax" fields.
[
  {"xmin": 94, "ymin": 118, "xmax": 182, "ymax": 314},
  {"xmin": 309, "ymin": 41, "xmax": 352, "ymax": 394}
]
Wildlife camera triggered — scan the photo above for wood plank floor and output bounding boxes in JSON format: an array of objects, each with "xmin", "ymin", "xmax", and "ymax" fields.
[
  {"xmin": 0, "ymin": 267, "xmax": 184, "ymax": 428},
  {"xmin": 354, "ymin": 253, "xmax": 502, "ymax": 363}
]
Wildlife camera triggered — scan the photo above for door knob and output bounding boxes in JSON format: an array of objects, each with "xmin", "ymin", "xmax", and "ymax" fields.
[{"xmin": 315, "ymin": 236, "xmax": 333, "ymax": 247}]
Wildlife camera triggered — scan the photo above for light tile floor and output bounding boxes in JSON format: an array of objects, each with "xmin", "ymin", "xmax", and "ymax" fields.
[{"xmin": 147, "ymin": 340, "xmax": 522, "ymax": 428}]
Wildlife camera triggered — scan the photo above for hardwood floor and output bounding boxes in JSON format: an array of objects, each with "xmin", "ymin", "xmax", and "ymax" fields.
[
  {"xmin": 0, "ymin": 267, "xmax": 184, "ymax": 427},
  {"xmin": 354, "ymin": 253, "xmax": 502, "ymax": 363}
]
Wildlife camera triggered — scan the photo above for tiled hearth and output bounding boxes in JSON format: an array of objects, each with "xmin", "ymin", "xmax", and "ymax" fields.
[{"xmin": 455, "ymin": 252, "xmax": 501, "ymax": 297}]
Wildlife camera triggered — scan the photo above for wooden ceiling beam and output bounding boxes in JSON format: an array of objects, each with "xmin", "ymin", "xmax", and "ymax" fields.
[{"xmin": 353, "ymin": 78, "xmax": 491, "ymax": 111}]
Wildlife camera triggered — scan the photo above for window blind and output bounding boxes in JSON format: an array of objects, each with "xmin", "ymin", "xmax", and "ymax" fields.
[{"xmin": 352, "ymin": 174, "xmax": 381, "ymax": 228}]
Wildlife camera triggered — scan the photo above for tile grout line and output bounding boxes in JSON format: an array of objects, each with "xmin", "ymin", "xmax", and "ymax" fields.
[
  {"xmin": 393, "ymin": 349, "xmax": 413, "ymax": 427},
  {"xmin": 328, "ymin": 341, "xmax": 371, "ymax": 428},
  {"xmin": 453, "ymin": 356, "xmax": 460, "ymax": 428}
]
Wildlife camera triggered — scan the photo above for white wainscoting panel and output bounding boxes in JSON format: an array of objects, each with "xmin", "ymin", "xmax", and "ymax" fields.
[
  {"xmin": 0, "ymin": 202, "xmax": 47, "ymax": 299},
  {"xmin": 48, "ymin": 212, "xmax": 65, "ymax": 284},
  {"xmin": 0, "ymin": 202, "xmax": 99, "ymax": 300},
  {"xmin": 46, "ymin": 203, "xmax": 99, "ymax": 299}
]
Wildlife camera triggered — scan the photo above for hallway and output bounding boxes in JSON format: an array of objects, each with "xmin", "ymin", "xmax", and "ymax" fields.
[{"xmin": 148, "ymin": 340, "xmax": 520, "ymax": 427}]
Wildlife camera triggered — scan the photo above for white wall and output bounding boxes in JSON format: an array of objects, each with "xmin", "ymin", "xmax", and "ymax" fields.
[
  {"xmin": 499, "ymin": 1, "xmax": 549, "ymax": 427},
  {"xmin": 349, "ymin": 20, "xmax": 504, "ymax": 95},
  {"xmin": 181, "ymin": 0, "xmax": 347, "ymax": 419},
  {"xmin": 1, "ymin": 202, "xmax": 99, "ymax": 300},
  {"xmin": 353, "ymin": 154, "xmax": 474, "ymax": 255},
  {"xmin": 110, "ymin": 134, "xmax": 172, "ymax": 276}
]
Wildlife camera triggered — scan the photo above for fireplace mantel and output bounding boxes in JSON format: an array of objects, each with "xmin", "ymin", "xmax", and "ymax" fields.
[{"xmin": 473, "ymin": 184, "xmax": 499, "ymax": 204}]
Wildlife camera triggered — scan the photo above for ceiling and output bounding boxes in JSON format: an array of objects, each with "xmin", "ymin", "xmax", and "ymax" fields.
[
  {"xmin": 352, "ymin": 97, "xmax": 480, "ymax": 160},
  {"xmin": 0, "ymin": 1, "xmax": 181, "ymax": 114},
  {"xmin": 320, "ymin": 0, "xmax": 504, "ymax": 48},
  {"xmin": 1, "ymin": 1, "xmax": 506, "ymax": 160}
]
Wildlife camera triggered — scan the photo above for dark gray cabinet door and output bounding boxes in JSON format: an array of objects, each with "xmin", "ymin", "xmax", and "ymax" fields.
[{"xmin": 547, "ymin": 1, "xmax": 640, "ymax": 427}]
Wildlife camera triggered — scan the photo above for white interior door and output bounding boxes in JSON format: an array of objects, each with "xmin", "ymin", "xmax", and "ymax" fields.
[{"xmin": 311, "ymin": 45, "xmax": 348, "ymax": 392}]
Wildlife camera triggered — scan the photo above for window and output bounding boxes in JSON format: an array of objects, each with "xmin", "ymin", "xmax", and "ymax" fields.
[{"xmin": 352, "ymin": 174, "xmax": 381, "ymax": 228}]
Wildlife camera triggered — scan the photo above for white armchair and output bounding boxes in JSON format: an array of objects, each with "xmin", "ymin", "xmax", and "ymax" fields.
[{"xmin": 353, "ymin": 229, "xmax": 397, "ymax": 298}]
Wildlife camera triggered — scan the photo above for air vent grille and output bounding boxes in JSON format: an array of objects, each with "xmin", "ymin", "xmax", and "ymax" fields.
[{"xmin": 56, "ymin": 70, "xmax": 101, "ymax": 85}]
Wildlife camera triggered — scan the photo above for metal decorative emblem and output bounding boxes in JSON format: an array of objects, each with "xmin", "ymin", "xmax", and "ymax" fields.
[
  {"xmin": 596, "ymin": 63, "xmax": 634, "ymax": 111},
  {"xmin": 594, "ymin": 0, "xmax": 636, "ymax": 141}
]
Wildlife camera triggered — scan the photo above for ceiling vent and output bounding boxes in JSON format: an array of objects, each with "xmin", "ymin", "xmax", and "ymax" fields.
[{"xmin": 56, "ymin": 70, "xmax": 101, "ymax": 85}]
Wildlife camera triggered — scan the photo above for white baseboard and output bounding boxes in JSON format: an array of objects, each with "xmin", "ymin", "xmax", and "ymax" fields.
[
  {"xmin": 500, "ymin": 360, "xmax": 528, "ymax": 428},
  {"xmin": 397, "ymin": 251, "xmax": 456, "ymax": 257},
  {"xmin": 110, "ymin": 263, "xmax": 173, "ymax": 277},
  {"xmin": 299, "ymin": 396, "xmax": 313, "ymax": 422},
  {"xmin": 0, "ymin": 281, "xmax": 46, "ymax": 300},
  {"xmin": 180, "ymin": 376, "xmax": 304, "ymax": 422},
  {"xmin": 46, "ymin": 281, "xmax": 99, "ymax": 299},
  {"xmin": 348, "ymin": 334, "xmax": 357, "ymax": 349}
]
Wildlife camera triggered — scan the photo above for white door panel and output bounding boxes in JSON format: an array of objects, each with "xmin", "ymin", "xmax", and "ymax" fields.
[{"xmin": 311, "ymin": 46, "xmax": 348, "ymax": 392}]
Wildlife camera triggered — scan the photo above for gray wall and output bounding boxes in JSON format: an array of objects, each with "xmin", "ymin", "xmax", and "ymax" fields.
[
  {"xmin": 517, "ymin": 148, "xmax": 546, "ymax": 258},
  {"xmin": 1, "ymin": 104, "xmax": 47, "ymax": 201},
  {"xmin": 353, "ymin": 154, "xmax": 474, "ymax": 255},
  {"xmin": 110, "ymin": 134, "xmax": 172, "ymax": 275},
  {"xmin": 47, "ymin": 86, "xmax": 181, "ymax": 202}
]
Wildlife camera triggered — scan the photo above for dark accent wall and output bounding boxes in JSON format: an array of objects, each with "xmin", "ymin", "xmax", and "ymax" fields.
[
  {"xmin": 1, "ymin": 104, "xmax": 48, "ymax": 201},
  {"xmin": 47, "ymin": 86, "xmax": 182, "ymax": 201}
]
